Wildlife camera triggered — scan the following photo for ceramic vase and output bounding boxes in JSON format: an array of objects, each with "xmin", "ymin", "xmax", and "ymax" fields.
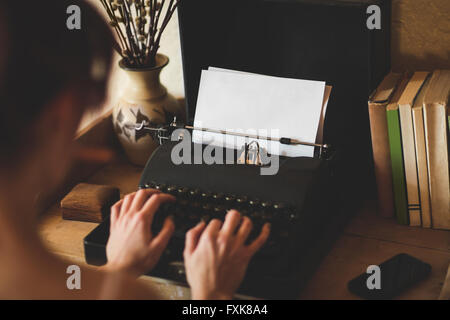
[{"xmin": 112, "ymin": 54, "xmax": 184, "ymax": 166}]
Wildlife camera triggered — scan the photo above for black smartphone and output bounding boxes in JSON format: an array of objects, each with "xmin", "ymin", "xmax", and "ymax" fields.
[{"xmin": 348, "ymin": 253, "xmax": 431, "ymax": 299}]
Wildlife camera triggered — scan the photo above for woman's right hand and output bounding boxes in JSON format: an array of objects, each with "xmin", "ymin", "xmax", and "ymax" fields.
[{"xmin": 183, "ymin": 210, "xmax": 270, "ymax": 300}]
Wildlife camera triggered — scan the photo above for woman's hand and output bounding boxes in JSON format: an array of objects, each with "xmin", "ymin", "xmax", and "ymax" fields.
[
  {"xmin": 105, "ymin": 189, "xmax": 175, "ymax": 276},
  {"xmin": 184, "ymin": 210, "xmax": 270, "ymax": 300}
]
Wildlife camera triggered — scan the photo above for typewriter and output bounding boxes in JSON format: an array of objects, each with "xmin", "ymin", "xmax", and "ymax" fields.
[{"xmin": 84, "ymin": 136, "xmax": 344, "ymax": 299}]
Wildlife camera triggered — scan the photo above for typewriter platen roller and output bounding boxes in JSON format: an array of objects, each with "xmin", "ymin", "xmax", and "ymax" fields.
[{"xmin": 84, "ymin": 140, "xmax": 343, "ymax": 299}]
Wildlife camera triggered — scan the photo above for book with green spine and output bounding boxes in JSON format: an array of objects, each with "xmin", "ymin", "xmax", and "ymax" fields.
[{"xmin": 386, "ymin": 76, "xmax": 410, "ymax": 225}]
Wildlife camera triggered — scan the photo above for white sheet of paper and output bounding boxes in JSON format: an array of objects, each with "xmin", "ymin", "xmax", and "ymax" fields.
[
  {"xmin": 193, "ymin": 68, "xmax": 326, "ymax": 157},
  {"xmin": 208, "ymin": 67, "xmax": 332, "ymax": 144}
]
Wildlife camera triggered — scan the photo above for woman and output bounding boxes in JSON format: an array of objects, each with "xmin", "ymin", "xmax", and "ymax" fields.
[{"xmin": 0, "ymin": 0, "xmax": 270, "ymax": 299}]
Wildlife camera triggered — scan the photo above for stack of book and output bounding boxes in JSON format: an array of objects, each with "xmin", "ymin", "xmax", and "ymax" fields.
[{"xmin": 369, "ymin": 70, "xmax": 450, "ymax": 229}]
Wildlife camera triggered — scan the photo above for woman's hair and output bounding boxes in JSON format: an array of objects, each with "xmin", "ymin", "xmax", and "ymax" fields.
[{"xmin": 0, "ymin": 0, "xmax": 114, "ymax": 162}]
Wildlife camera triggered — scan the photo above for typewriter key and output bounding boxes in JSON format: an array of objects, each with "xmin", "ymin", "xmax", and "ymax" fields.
[
  {"xmin": 248, "ymin": 199, "xmax": 260, "ymax": 207},
  {"xmin": 224, "ymin": 195, "xmax": 236, "ymax": 203},
  {"xmin": 189, "ymin": 188, "xmax": 200, "ymax": 197},
  {"xmin": 172, "ymin": 205, "xmax": 185, "ymax": 219},
  {"xmin": 251, "ymin": 211, "xmax": 263, "ymax": 219},
  {"xmin": 144, "ymin": 181, "xmax": 156, "ymax": 189},
  {"xmin": 166, "ymin": 185, "xmax": 178, "ymax": 194},
  {"xmin": 289, "ymin": 212, "xmax": 298, "ymax": 221},
  {"xmin": 261, "ymin": 201, "xmax": 272, "ymax": 208},
  {"xmin": 192, "ymin": 201, "xmax": 202, "ymax": 209},
  {"xmin": 201, "ymin": 214, "xmax": 211, "ymax": 223},
  {"xmin": 273, "ymin": 202, "xmax": 286, "ymax": 210},
  {"xmin": 188, "ymin": 212, "xmax": 198, "ymax": 221},
  {"xmin": 161, "ymin": 202, "xmax": 174, "ymax": 213},
  {"xmin": 154, "ymin": 183, "xmax": 166, "ymax": 192},
  {"xmin": 202, "ymin": 203, "xmax": 213, "ymax": 211},
  {"xmin": 280, "ymin": 230, "xmax": 289, "ymax": 239},
  {"xmin": 201, "ymin": 191, "xmax": 212, "ymax": 199},
  {"xmin": 262, "ymin": 211, "xmax": 273, "ymax": 220},
  {"xmin": 212, "ymin": 193, "xmax": 224, "ymax": 201},
  {"xmin": 236, "ymin": 196, "xmax": 248, "ymax": 204},
  {"xmin": 213, "ymin": 205, "xmax": 226, "ymax": 213},
  {"xmin": 177, "ymin": 187, "xmax": 189, "ymax": 196},
  {"xmin": 239, "ymin": 208, "xmax": 250, "ymax": 217}
]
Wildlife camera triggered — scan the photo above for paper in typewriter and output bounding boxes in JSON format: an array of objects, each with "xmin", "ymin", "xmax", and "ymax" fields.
[{"xmin": 193, "ymin": 68, "xmax": 329, "ymax": 157}]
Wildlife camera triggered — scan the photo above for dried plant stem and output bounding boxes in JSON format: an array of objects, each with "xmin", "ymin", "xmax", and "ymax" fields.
[{"xmin": 100, "ymin": 0, "xmax": 181, "ymax": 68}]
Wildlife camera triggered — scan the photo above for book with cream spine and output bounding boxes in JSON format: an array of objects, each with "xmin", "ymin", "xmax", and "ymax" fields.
[
  {"xmin": 412, "ymin": 77, "xmax": 432, "ymax": 228},
  {"xmin": 423, "ymin": 70, "xmax": 450, "ymax": 230},
  {"xmin": 398, "ymin": 72, "xmax": 429, "ymax": 226}
]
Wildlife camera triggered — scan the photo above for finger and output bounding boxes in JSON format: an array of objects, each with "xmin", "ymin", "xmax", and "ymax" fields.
[
  {"xmin": 150, "ymin": 217, "xmax": 175, "ymax": 252},
  {"xmin": 120, "ymin": 192, "xmax": 136, "ymax": 217},
  {"xmin": 234, "ymin": 216, "xmax": 253, "ymax": 247},
  {"xmin": 139, "ymin": 193, "xmax": 176, "ymax": 228},
  {"xmin": 184, "ymin": 221, "xmax": 206, "ymax": 256},
  {"xmin": 130, "ymin": 189, "xmax": 160, "ymax": 214},
  {"xmin": 202, "ymin": 219, "xmax": 222, "ymax": 241},
  {"xmin": 246, "ymin": 223, "xmax": 271, "ymax": 256},
  {"xmin": 110, "ymin": 199, "xmax": 123, "ymax": 227},
  {"xmin": 221, "ymin": 210, "xmax": 242, "ymax": 237}
]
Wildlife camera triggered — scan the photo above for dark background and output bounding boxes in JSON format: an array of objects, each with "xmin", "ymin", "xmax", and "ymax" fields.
[{"xmin": 178, "ymin": 0, "xmax": 391, "ymax": 209}]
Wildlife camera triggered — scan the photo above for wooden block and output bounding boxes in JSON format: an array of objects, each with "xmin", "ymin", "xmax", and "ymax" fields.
[{"xmin": 60, "ymin": 183, "xmax": 120, "ymax": 223}]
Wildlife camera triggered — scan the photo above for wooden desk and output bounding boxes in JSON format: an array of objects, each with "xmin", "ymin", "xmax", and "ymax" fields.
[{"xmin": 38, "ymin": 114, "xmax": 450, "ymax": 300}]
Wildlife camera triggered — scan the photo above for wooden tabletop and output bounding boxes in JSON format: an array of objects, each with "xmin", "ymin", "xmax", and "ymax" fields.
[{"xmin": 38, "ymin": 158, "xmax": 450, "ymax": 300}]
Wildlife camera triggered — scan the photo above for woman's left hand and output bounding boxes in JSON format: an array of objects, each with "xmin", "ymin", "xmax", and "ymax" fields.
[{"xmin": 105, "ymin": 189, "xmax": 175, "ymax": 276}]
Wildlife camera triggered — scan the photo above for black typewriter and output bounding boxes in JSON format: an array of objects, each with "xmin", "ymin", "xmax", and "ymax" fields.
[{"xmin": 84, "ymin": 140, "xmax": 344, "ymax": 299}]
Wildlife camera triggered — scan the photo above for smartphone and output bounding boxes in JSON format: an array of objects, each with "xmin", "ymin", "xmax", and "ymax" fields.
[{"xmin": 348, "ymin": 253, "xmax": 431, "ymax": 299}]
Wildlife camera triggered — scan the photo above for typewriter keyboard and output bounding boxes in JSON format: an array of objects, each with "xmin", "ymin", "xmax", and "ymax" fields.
[{"xmin": 142, "ymin": 182, "xmax": 300, "ymax": 256}]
